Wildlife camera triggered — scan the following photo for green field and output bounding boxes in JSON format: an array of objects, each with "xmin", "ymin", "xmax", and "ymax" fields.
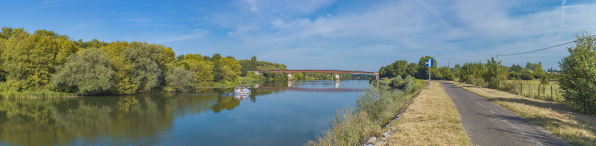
[{"xmin": 500, "ymin": 79, "xmax": 564, "ymax": 101}]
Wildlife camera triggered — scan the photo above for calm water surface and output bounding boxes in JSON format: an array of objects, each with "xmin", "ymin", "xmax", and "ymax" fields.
[{"xmin": 0, "ymin": 80, "xmax": 368, "ymax": 146}]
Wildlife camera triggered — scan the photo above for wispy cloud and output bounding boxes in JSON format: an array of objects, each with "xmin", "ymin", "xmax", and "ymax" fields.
[
  {"xmin": 155, "ymin": 29, "xmax": 209, "ymax": 43},
  {"xmin": 415, "ymin": 0, "xmax": 455, "ymax": 33}
]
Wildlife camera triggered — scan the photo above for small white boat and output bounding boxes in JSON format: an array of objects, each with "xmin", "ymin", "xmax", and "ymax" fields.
[{"xmin": 234, "ymin": 86, "xmax": 251, "ymax": 94}]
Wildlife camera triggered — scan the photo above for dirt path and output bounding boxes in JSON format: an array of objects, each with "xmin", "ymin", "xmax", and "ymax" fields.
[{"xmin": 439, "ymin": 81, "xmax": 567, "ymax": 146}]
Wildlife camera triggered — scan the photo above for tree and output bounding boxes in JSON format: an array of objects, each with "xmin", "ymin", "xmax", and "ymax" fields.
[
  {"xmin": 417, "ymin": 56, "xmax": 438, "ymax": 79},
  {"xmin": 250, "ymin": 56, "xmax": 257, "ymax": 71},
  {"xmin": 211, "ymin": 54, "xmax": 225, "ymax": 83},
  {"xmin": 483, "ymin": 57, "xmax": 505, "ymax": 88},
  {"xmin": 165, "ymin": 67, "xmax": 195, "ymax": 91},
  {"xmin": 407, "ymin": 63, "xmax": 418, "ymax": 77},
  {"xmin": 178, "ymin": 54, "xmax": 214, "ymax": 86},
  {"xmin": 393, "ymin": 60, "xmax": 408, "ymax": 77},
  {"xmin": 73, "ymin": 39, "xmax": 108, "ymax": 49},
  {"xmin": 220, "ymin": 57, "xmax": 242, "ymax": 83},
  {"xmin": 122, "ymin": 42, "xmax": 162, "ymax": 91},
  {"xmin": 2, "ymin": 29, "xmax": 79, "ymax": 90},
  {"xmin": 559, "ymin": 32, "xmax": 596, "ymax": 115},
  {"xmin": 52, "ymin": 48, "xmax": 114, "ymax": 94},
  {"xmin": 101, "ymin": 41, "xmax": 138, "ymax": 94}
]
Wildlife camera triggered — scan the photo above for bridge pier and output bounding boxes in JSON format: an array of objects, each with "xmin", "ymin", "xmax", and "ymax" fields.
[
  {"xmin": 335, "ymin": 74, "xmax": 340, "ymax": 82},
  {"xmin": 288, "ymin": 73, "xmax": 293, "ymax": 81},
  {"xmin": 288, "ymin": 80, "xmax": 293, "ymax": 87}
]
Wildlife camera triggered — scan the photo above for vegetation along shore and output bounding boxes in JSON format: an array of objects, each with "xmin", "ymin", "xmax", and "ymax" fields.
[{"xmin": 0, "ymin": 27, "xmax": 353, "ymax": 99}]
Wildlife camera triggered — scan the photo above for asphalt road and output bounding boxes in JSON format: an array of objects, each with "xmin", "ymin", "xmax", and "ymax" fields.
[{"xmin": 439, "ymin": 81, "xmax": 567, "ymax": 146}]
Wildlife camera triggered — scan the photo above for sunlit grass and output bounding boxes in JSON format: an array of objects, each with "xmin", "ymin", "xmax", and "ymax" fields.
[{"xmin": 387, "ymin": 81, "xmax": 471, "ymax": 145}]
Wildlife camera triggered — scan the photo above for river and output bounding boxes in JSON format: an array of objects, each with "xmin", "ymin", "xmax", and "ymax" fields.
[{"xmin": 0, "ymin": 80, "xmax": 369, "ymax": 146}]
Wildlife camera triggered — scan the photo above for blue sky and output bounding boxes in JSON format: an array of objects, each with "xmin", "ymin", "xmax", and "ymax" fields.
[{"xmin": 2, "ymin": 0, "xmax": 596, "ymax": 71}]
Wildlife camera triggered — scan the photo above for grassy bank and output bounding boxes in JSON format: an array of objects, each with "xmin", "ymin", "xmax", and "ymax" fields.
[
  {"xmin": 386, "ymin": 81, "xmax": 471, "ymax": 145},
  {"xmin": 306, "ymin": 76, "xmax": 425, "ymax": 146},
  {"xmin": 0, "ymin": 90, "xmax": 77, "ymax": 99},
  {"xmin": 447, "ymin": 81, "xmax": 595, "ymax": 145}
]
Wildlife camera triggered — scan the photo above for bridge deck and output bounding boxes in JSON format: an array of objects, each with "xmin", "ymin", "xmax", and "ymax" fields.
[{"xmin": 256, "ymin": 70, "xmax": 375, "ymax": 74}]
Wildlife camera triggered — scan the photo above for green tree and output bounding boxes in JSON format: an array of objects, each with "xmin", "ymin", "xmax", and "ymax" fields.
[
  {"xmin": 393, "ymin": 60, "xmax": 408, "ymax": 77},
  {"xmin": 165, "ymin": 67, "xmax": 195, "ymax": 91},
  {"xmin": 122, "ymin": 42, "xmax": 162, "ymax": 91},
  {"xmin": 558, "ymin": 32, "xmax": 596, "ymax": 115},
  {"xmin": 101, "ymin": 41, "xmax": 138, "ymax": 94},
  {"xmin": 177, "ymin": 54, "xmax": 214, "ymax": 86},
  {"xmin": 52, "ymin": 48, "xmax": 114, "ymax": 94},
  {"xmin": 220, "ymin": 57, "xmax": 242, "ymax": 83},
  {"xmin": 2, "ymin": 29, "xmax": 79, "ymax": 90},
  {"xmin": 406, "ymin": 63, "xmax": 418, "ymax": 77},
  {"xmin": 482, "ymin": 57, "xmax": 505, "ymax": 88},
  {"xmin": 417, "ymin": 56, "xmax": 438, "ymax": 79},
  {"xmin": 250, "ymin": 56, "xmax": 257, "ymax": 71},
  {"xmin": 211, "ymin": 54, "xmax": 224, "ymax": 83},
  {"xmin": 73, "ymin": 39, "xmax": 108, "ymax": 49}
]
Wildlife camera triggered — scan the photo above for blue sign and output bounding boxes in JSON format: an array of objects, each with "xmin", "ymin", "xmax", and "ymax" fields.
[{"xmin": 426, "ymin": 59, "xmax": 434, "ymax": 67}]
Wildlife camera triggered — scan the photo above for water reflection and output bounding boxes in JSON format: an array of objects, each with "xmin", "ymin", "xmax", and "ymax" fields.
[{"xmin": 0, "ymin": 80, "xmax": 367, "ymax": 146}]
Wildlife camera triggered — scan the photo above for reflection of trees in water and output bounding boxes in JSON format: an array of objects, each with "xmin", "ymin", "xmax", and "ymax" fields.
[
  {"xmin": 0, "ymin": 89, "xmax": 283, "ymax": 145},
  {"xmin": 211, "ymin": 96, "xmax": 240, "ymax": 113},
  {"xmin": 0, "ymin": 94, "xmax": 176, "ymax": 145}
]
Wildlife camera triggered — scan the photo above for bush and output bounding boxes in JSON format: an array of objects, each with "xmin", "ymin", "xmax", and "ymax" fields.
[
  {"xmin": 52, "ymin": 48, "xmax": 114, "ymax": 95},
  {"xmin": 307, "ymin": 78, "xmax": 425, "ymax": 145},
  {"xmin": 559, "ymin": 32, "xmax": 596, "ymax": 115},
  {"xmin": 390, "ymin": 76, "xmax": 403, "ymax": 88},
  {"xmin": 165, "ymin": 67, "xmax": 195, "ymax": 91}
]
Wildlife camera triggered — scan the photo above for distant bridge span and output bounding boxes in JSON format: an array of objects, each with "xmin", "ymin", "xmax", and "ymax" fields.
[
  {"xmin": 252, "ymin": 70, "xmax": 376, "ymax": 74},
  {"xmin": 250, "ymin": 70, "xmax": 377, "ymax": 81}
]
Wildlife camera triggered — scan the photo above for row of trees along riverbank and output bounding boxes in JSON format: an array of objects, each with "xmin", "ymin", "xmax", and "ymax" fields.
[
  {"xmin": 378, "ymin": 33, "xmax": 595, "ymax": 115},
  {"xmin": 0, "ymin": 27, "xmax": 293, "ymax": 97}
]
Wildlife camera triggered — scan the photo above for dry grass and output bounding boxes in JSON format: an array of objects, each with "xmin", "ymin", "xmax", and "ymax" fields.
[
  {"xmin": 385, "ymin": 81, "xmax": 471, "ymax": 146},
  {"xmin": 447, "ymin": 81, "xmax": 596, "ymax": 146}
]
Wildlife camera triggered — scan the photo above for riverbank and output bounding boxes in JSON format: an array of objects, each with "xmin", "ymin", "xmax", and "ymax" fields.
[
  {"xmin": 385, "ymin": 81, "xmax": 471, "ymax": 145},
  {"xmin": 306, "ymin": 76, "xmax": 425, "ymax": 146},
  {"xmin": 447, "ymin": 81, "xmax": 595, "ymax": 145}
]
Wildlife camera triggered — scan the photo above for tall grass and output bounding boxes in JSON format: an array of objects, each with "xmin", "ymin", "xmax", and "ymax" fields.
[
  {"xmin": 0, "ymin": 90, "xmax": 77, "ymax": 99},
  {"xmin": 306, "ymin": 76, "xmax": 425, "ymax": 146}
]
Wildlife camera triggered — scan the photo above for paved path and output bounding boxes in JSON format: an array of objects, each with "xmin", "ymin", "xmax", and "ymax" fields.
[{"xmin": 439, "ymin": 81, "xmax": 567, "ymax": 146}]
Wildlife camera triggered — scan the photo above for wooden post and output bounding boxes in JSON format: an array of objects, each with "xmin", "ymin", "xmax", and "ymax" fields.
[
  {"xmin": 551, "ymin": 86, "xmax": 553, "ymax": 100},
  {"xmin": 539, "ymin": 84, "xmax": 541, "ymax": 96},
  {"xmin": 521, "ymin": 83, "xmax": 523, "ymax": 95},
  {"xmin": 529, "ymin": 84, "xmax": 531, "ymax": 95}
]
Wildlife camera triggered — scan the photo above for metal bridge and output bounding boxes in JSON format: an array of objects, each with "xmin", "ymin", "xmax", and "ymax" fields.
[
  {"xmin": 250, "ymin": 70, "xmax": 377, "ymax": 81},
  {"xmin": 253, "ymin": 69, "xmax": 375, "ymax": 74}
]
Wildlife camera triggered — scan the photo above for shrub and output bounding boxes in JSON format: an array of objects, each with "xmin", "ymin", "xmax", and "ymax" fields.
[
  {"xmin": 52, "ymin": 48, "xmax": 114, "ymax": 95},
  {"xmin": 308, "ymin": 78, "xmax": 424, "ymax": 145},
  {"xmin": 559, "ymin": 32, "xmax": 596, "ymax": 115},
  {"xmin": 165, "ymin": 67, "xmax": 195, "ymax": 91},
  {"xmin": 390, "ymin": 76, "xmax": 403, "ymax": 88}
]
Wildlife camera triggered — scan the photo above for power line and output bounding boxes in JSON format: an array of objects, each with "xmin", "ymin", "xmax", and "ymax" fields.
[{"xmin": 498, "ymin": 35, "xmax": 596, "ymax": 57}]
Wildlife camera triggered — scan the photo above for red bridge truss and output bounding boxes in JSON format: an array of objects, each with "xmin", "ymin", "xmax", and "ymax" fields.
[{"xmin": 254, "ymin": 70, "xmax": 376, "ymax": 74}]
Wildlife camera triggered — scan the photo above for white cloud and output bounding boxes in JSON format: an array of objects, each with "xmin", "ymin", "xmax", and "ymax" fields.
[
  {"xmin": 227, "ymin": 25, "xmax": 260, "ymax": 37},
  {"xmin": 155, "ymin": 30, "xmax": 209, "ymax": 43},
  {"xmin": 212, "ymin": 0, "xmax": 596, "ymax": 70}
]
